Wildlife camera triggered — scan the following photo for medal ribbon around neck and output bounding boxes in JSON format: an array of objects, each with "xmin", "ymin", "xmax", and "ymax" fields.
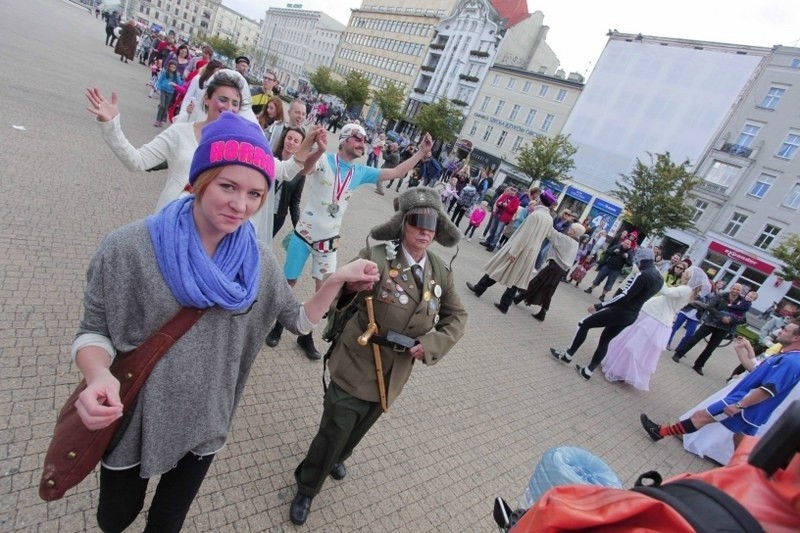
[{"xmin": 332, "ymin": 154, "xmax": 354, "ymax": 207}]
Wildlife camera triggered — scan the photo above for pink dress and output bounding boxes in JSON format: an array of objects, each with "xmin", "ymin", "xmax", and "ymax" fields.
[{"xmin": 602, "ymin": 285, "xmax": 692, "ymax": 390}]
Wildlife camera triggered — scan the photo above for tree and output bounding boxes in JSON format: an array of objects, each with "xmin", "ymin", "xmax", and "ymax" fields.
[
  {"xmin": 308, "ymin": 66, "xmax": 337, "ymax": 95},
  {"xmin": 205, "ymin": 36, "xmax": 238, "ymax": 61},
  {"xmin": 413, "ymin": 99, "xmax": 463, "ymax": 144},
  {"xmin": 772, "ymin": 233, "xmax": 800, "ymax": 282},
  {"xmin": 610, "ymin": 151, "xmax": 700, "ymax": 238},
  {"xmin": 371, "ymin": 81, "xmax": 405, "ymax": 125},
  {"xmin": 515, "ymin": 134, "xmax": 577, "ymax": 186},
  {"xmin": 336, "ymin": 70, "xmax": 371, "ymax": 109}
]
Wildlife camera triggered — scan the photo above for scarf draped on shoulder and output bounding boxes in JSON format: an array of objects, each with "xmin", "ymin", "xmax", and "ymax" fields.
[{"xmin": 147, "ymin": 196, "xmax": 260, "ymax": 310}]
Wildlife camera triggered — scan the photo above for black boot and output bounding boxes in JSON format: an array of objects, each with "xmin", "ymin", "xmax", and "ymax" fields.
[
  {"xmin": 494, "ymin": 287, "xmax": 516, "ymax": 313},
  {"xmin": 532, "ymin": 309, "xmax": 546, "ymax": 322},
  {"xmin": 266, "ymin": 322, "xmax": 283, "ymax": 347},
  {"xmin": 297, "ymin": 333, "xmax": 321, "ymax": 360},
  {"xmin": 466, "ymin": 275, "xmax": 494, "ymax": 297}
]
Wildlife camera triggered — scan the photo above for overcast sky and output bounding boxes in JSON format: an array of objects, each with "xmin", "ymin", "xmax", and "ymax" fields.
[{"xmin": 223, "ymin": 0, "xmax": 799, "ymax": 77}]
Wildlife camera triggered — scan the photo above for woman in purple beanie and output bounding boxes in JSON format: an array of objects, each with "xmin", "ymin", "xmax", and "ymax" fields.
[{"xmin": 68, "ymin": 112, "xmax": 380, "ymax": 532}]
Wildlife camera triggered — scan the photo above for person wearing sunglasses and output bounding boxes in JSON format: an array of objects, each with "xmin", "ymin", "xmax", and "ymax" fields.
[
  {"xmin": 267, "ymin": 123, "xmax": 435, "ymax": 359},
  {"xmin": 289, "ymin": 187, "xmax": 467, "ymax": 525}
]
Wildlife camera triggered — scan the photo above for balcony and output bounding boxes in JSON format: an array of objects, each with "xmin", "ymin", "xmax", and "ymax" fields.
[
  {"xmin": 697, "ymin": 180, "xmax": 729, "ymax": 196},
  {"xmin": 720, "ymin": 143, "xmax": 753, "ymax": 158},
  {"xmin": 420, "ymin": 65, "xmax": 436, "ymax": 73},
  {"xmin": 459, "ymin": 74, "xmax": 479, "ymax": 84},
  {"xmin": 429, "ymin": 43, "xmax": 445, "ymax": 51}
]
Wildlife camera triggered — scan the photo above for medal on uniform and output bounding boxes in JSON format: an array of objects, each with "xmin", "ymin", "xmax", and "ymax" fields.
[
  {"xmin": 399, "ymin": 294, "xmax": 409, "ymax": 305},
  {"xmin": 401, "ymin": 273, "xmax": 408, "ymax": 282},
  {"xmin": 329, "ymin": 153, "xmax": 353, "ymax": 218},
  {"xmin": 396, "ymin": 285, "xmax": 404, "ymax": 293},
  {"xmin": 423, "ymin": 290, "xmax": 431, "ymax": 301},
  {"xmin": 434, "ymin": 285, "xmax": 442, "ymax": 298},
  {"xmin": 434, "ymin": 314, "xmax": 440, "ymax": 324},
  {"xmin": 389, "ymin": 269, "xmax": 399, "ymax": 278}
]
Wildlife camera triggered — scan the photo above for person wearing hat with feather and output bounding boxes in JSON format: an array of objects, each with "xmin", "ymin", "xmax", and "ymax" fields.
[{"xmin": 289, "ymin": 187, "xmax": 468, "ymax": 525}]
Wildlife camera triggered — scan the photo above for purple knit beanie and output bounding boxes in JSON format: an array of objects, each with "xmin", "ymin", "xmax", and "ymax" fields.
[{"xmin": 189, "ymin": 111, "xmax": 274, "ymax": 186}]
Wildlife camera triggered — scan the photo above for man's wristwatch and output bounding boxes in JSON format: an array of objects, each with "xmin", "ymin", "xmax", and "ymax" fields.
[{"xmin": 734, "ymin": 402, "xmax": 745, "ymax": 410}]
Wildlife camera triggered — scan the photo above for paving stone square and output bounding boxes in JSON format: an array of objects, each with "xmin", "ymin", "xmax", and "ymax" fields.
[{"xmin": 1, "ymin": 1, "xmax": 736, "ymax": 530}]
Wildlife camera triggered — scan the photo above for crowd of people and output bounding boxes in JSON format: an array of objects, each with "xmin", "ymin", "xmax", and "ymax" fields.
[{"xmin": 54, "ymin": 15, "xmax": 800, "ymax": 529}]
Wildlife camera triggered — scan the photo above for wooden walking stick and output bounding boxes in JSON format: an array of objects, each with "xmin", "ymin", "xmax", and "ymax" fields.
[{"xmin": 358, "ymin": 296, "xmax": 388, "ymax": 413}]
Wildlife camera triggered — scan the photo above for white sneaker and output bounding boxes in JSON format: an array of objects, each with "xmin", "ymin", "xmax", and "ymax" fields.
[
  {"xmin": 466, "ymin": 237, "xmax": 472, "ymax": 242},
  {"xmin": 550, "ymin": 348, "xmax": 572, "ymax": 363}
]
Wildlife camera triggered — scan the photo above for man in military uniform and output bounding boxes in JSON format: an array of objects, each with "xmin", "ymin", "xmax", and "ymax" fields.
[{"xmin": 289, "ymin": 187, "xmax": 468, "ymax": 525}]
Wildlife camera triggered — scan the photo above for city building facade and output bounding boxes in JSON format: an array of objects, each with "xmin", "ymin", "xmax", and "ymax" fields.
[
  {"xmin": 210, "ymin": 4, "xmax": 260, "ymax": 53},
  {"xmin": 133, "ymin": 0, "xmax": 222, "ymax": 41},
  {"xmin": 667, "ymin": 45, "xmax": 800, "ymax": 312},
  {"xmin": 333, "ymin": 0, "xmax": 457, "ymax": 123},
  {"xmin": 256, "ymin": 8, "xmax": 345, "ymax": 88},
  {"xmin": 558, "ymin": 32, "xmax": 799, "ymax": 312}
]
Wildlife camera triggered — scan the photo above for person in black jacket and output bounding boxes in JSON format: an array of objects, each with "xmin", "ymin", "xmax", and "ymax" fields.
[
  {"xmin": 550, "ymin": 247, "xmax": 664, "ymax": 380},
  {"xmin": 672, "ymin": 283, "xmax": 748, "ymax": 375},
  {"xmin": 583, "ymin": 239, "xmax": 634, "ymax": 301}
]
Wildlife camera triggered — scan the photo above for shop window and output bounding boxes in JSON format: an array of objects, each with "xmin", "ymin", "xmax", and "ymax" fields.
[
  {"xmin": 738, "ymin": 268, "xmax": 767, "ymax": 296},
  {"xmin": 754, "ymin": 223, "xmax": 782, "ymax": 250}
]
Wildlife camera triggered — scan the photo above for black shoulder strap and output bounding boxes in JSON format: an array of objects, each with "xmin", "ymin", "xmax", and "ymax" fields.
[{"xmin": 632, "ymin": 478, "xmax": 764, "ymax": 533}]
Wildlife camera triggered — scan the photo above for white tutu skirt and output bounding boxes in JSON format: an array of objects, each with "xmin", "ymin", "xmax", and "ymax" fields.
[{"xmin": 602, "ymin": 312, "xmax": 670, "ymax": 391}]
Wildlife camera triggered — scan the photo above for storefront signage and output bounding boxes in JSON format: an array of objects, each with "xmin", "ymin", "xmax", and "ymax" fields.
[
  {"xmin": 566, "ymin": 186, "xmax": 592, "ymax": 204},
  {"xmin": 470, "ymin": 148, "xmax": 501, "ymax": 171},
  {"xmin": 474, "ymin": 112, "xmax": 538, "ymax": 137},
  {"xmin": 540, "ymin": 179, "xmax": 564, "ymax": 193},
  {"xmin": 592, "ymin": 198, "xmax": 622, "ymax": 216},
  {"xmin": 708, "ymin": 241, "xmax": 775, "ymax": 275}
]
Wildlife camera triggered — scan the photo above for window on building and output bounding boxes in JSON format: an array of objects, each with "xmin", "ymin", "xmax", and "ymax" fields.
[
  {"xmin": 541, "ymin": 113, "xmax": 555, "ymax": 132},
  {"xmin": 792, "ymin": 58, "xmax": 800, "ymax": 68},
  {"xmin": 747, "ymin": 173, "xmax": 776, "ymax": 199},
  {"xmin": 523, "ymin": 109, "xmax": 536, "ymax": 126},
  {"xmin": 522, "ymin": 81, "xmax": 532, "ymax": 94},
  {"xmin": 494, "ymin": 100, "xmax": 505, "ymax": 115},
  {"xmin": 555, "ymin": 89, "xmax": 567, "ymax": 102},
  {"xmin": 784, "ymin": 183, "xmax": 800, "ymax": 209},
  {"xmin": 491, "ymin": 74, "xmax": 500, "ymax": 86},
  {"xmin": 722, "ymin": 212, "xmax": 748, "ymax": 237},
  {"xmin": 754, "ymin": 224, "xmax": 782, "ymax": 249},
  {"xmin": 506, "ymin": 77, "xmax": 516, "ymax": 90},
  {"xmin": 776, "ymin": 132, "xmax": 800, "ymax": 159},
  {"xmin": 538, "ymin": 84, "xmax": 549, "ymax": 97},
  {"xmin": 511, "ymin": 135, "xmax": 524, "ymax": 153},
  {"xmin": 483, "ymin": 125, "xmax": 493, "ymax": 142},
  {"xmin": 760, "ymin": 86, "xmax": 785, "ymax": 110},
  {"xmin": 497, "ymin": 130, "xmax": 508, "ymax": 147},
  {"xmin": 704, "ymin": 161, "xmax": 740, "ymax": 189},
  {"xmin": 692, "ymin": 199, "xmax": 709, "ymax": 222},
  {"xmin": 736, "ymin": 124, "xmax": 760, "ymax": 147},
  {"xmin": 469, "ymin": 120, "xmax": 479, "ymax": 136},
  {"xmin": 509, "ymin": 104, "xmax": 520, "ymax": 121},
  {"xmin": 480, "ymin": 96, "xmax": 491, "ymax": 112}
]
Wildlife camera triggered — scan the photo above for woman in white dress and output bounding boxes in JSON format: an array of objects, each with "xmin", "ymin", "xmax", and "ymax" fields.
[
  {"xmin": 86, "ymin": 70, "xmax": 310, "ymax": 243},
  {"xmin": 602, "ymin": 266, "xmax": 710, "ymax": 390}
]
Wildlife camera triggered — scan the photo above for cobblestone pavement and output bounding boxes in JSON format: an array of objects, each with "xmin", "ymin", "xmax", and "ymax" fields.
[{"xmin": 1, "ymin": 1, "xmax": 737, "ymax": 531}]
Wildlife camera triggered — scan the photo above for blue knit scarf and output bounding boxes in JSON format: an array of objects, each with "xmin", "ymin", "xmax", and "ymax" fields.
[{"xmin": 147, "ymin": 196, "xmax": 260, "ymax": 310}]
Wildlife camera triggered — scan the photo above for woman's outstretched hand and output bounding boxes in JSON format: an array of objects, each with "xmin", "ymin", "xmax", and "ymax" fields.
[{"xmin": 85, "ymin": 87, "xmax": 119, "ymax": 122}]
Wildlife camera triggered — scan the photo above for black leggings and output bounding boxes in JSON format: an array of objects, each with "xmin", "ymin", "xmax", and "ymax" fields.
[
  {"xmin": 97, "ymin": 452, "xmax": 214, "ymax": 533},
  {"xmin": 567, "ymin": 308, "xmax": 635, "ymax": 371}
]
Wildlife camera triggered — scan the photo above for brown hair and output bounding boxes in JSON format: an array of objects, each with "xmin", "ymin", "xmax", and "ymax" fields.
[{"xmin": 258, "ymin": 96, "xmax": 285, "ymax": 129}]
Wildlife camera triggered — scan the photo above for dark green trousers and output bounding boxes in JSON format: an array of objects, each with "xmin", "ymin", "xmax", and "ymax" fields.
[{"xmin": 295, "ymin": 382, "xmax": 383, "ymax": 497}]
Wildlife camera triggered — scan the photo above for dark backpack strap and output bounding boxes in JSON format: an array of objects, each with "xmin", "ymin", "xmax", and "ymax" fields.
[{"xmin": 632, "ymin": 478, "xmax": 764, "ymax": 533}]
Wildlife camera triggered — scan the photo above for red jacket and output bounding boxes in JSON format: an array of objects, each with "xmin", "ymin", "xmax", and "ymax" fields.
[{"xmin": 494, "ymin": 193, "xmax": 520, "ymax": 224}]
